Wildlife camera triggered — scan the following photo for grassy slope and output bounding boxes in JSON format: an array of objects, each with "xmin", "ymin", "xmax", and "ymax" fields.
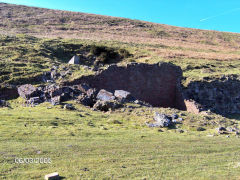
[
  {"xmin": 1, "ymin": 3, "xmax": 240, "ymax": 180},
  {"xmin": 1, "ymin": 100, "xmax": 240, "ymax": 179}
]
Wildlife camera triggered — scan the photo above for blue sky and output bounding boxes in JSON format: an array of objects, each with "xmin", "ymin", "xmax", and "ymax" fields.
[{"xmin": 1, "ymin": 0, "xmax": 240, "ymax": 33}]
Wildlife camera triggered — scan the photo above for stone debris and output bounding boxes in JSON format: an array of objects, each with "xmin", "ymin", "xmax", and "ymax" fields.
[
  {"xmin": 216, "ymin": 127, "xmax": 227, "ymax": 131},
  {"xmin": 41, "ymin": 65, "xmax": 72, "ymax": 83},
  {"xmin": 44, "ymin": 172, "xmax": 59, "ymax": 180},
  {"xmin": 171, "ymin": 113, "xmax": 179, "ymax": 120},
  {"xmin": 17, "ymin": 81, "xmax": 140, "ymax": 112},
  {"xmin": 216, "ymin": 127, "xmax": 229, "ymax": 135},
  {"xmin": 27, "ymin": 97, "xmax": 41, "ymax": 105},
  {"xmin": 93, "ymin": 100, "xmax": 122, "ymax": 111},
  {"xmin": 114, "ymin": 90, "xmax": 132, "ymax": 101},
  {"xmin": 96, "ymin": 89, "xmax": 115, "ymax": 101},
  {"xmin": 146, "ymin": 112, "xmax": 173, "ymax": 128},
  {"xmin": 77, "ymin": 83, "xmax": 91, "ymax": 94},
  {"xmin": 153, "ymin": 112, "xmax": 172, "ymax": 127},
  {"xmin": 51, "ymin": 96, "xmax": 61, "ymax": 106},
  {"xmin": 17, "ymin": 84, "xmax": 42, "ymax": 100},
  {"xmin": 77, "ymin": 94, "xmax": 94, "ymax": 107},
  {"xmin": 63, "ymin": 103, "xmax": 75, "ymax": 110},
  {"xmin": 184, "ymin": 75, "xmax": 240, "ymax": 116}
]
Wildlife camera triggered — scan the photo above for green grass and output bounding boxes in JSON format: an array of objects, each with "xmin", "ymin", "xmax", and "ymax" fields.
[
  {"xmin": 1, "ymin": 32, "xmax": 240, "ymax": 180},
  {"xmin": 0, "ymin": 100, "xmax": 240, "ymax": 179},
  {"xmin": 0, "ymin": 34, "xmax": 131, "ymax": 85},
  {"xmin": 2, "ymin": 34, "xmax": 240, "ymax": 86}
]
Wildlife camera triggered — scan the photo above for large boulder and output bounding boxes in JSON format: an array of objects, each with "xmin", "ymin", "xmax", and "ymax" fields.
[
  {"xmin": 153, "ymin": 112, "xmax": 172, "ymax": 127},
  {"xmin": 18, "ymin": 84, "xmax": 42, "ymax": 100},
  {"xmin": 93, "ymin": 100, "xmax": 122, "ymax": 111},
  {"xmin": 51, "ymin": 96, "xmax": 61, "ymax": 106},
  {"xmin": 114, "ymin": 90, "xmax": 132, "ymax": 101},
  {"xmin": 96, "ymin": 89, "xmax": 115, "ymax": 101},
  {"xmin": 76, "ymin": 83, "xmax": 97, "ymax": 99},
  {"xmin": 45, "ymin": 84, "xmax": 62, "ymax": 98},
  {"xmin": 77, "ymin": 94, "xmax": 95, "ymax": 107},
  {"xmin": 146, "ymin": 112, "xmax": 172, "ymax": 127}
]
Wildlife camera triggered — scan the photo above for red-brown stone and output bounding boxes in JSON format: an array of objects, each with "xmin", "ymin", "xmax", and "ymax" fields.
[{"xmin": 67, "ymin": 63, "xmax": 186, "ymax": 110}]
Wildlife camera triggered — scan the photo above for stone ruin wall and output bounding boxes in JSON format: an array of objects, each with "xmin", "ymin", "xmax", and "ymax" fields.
[
  {"xmin": 184, "ymin": 75, "xmax": 240, "ymax": 116},
  {"xmin": 68, "ymin": 63, "xmax": 240, "ymax": 116},
  {"xmin": 68, "ymin": 63, "xmax": 187, "ymax": 110},
  {"xmin": 1, "ymin": 62, "xmax": 240, "ymax": 117}
]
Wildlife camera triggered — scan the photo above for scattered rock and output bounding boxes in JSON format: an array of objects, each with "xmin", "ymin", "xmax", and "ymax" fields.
[
  {"xmin": 77, "ymin": 94, "xmax": 94, "ymax": 107},
  {"xmin": 27, "ymin": 97, "xmax": 41, "ymax": 105},
  {"xmin": 96, "ymin": 89, "xmax": 115, "ymax": 101},
  {"xmin": 51, "ymin": 70, "xmax": 59, "ymax": 80},
  {"xmin": 171, "ymin": 113, "xmax": 178, "ymax": 119},
  {"xmin": 44, "ymin": 172, "xmax": 59, "ymax": 180},
  {"xmin": 93, "ymin": 100, "xmax": 121, "ymax": 112},
  {"xmin": 216, "ymin": 127, "xmax": 227, "ymax": 131},
  {"xmin": 177, "ymin": 129, "xmax": 184, "ymax": 133},
  {"xmin": 77, "ymin": 83, "xmax": 92, "ymax": 94},
  {"xmin": 146, "ymin": 112, "xmax": 172, "ymax": 128},
  {"xmin": 63, "ymin": 104, "xmax": 75, "ymax": 110},
  {"xmin": 114, "ymin": 90, "xmax": 132, "ymax": 101},
  {"xmin": 196, "ymin": 127, "xmax": 206, "ymax": 131},
  {"xmin": 18, "ymin": 84, "xmax": 42, "ymax": 100},
  {"xmin": 112, "ymin": 120, "xmax": 122, "ymax": 124},
  {"xmin": 153, "ymin": 112, "xmax": 172, "ymax": 127},
  {"xmin": 51, "ymin": 96, "xmax": 61, "ymax": 106}
]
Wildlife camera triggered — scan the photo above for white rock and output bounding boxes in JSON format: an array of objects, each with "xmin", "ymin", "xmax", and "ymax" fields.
[
  {"xmin": 68, "ymin": 55, "xmax": 80, "ymax": 64},
  {"xmin": 44, "ymin": 172, "xmax": 59, "ymax": 180}
]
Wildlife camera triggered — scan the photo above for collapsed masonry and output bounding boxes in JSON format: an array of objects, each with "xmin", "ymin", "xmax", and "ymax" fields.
[
  {"xmin": 1, "ymin": 62, "xmax": 240, "ymax": 116},
  {"xmin": 184, "ymin": 75, "xmax": 240, "ymax": 116}
]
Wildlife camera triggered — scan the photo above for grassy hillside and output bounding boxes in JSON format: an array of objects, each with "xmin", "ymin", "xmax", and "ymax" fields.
[
  {"xmin": 1, "ymin": 3, "xmax": 240, "ymax": 86},
  {"xmin": 1, "ymin": 3, "xmax": 240, "ymax": 180},
  {"xmin": 1, "ymin": 34, "xmax": 240, "ymax": 86},
  {"xmin": 1, "ymin": 100, "xmax": 240, "ymax": 179}
]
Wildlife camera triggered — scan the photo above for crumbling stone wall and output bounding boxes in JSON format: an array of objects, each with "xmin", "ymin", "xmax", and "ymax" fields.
[
  {"xmin": 68, "ymin": 63, "xmax": 186, "ymax": 110},
  {"xmin": 184, "ymin": 75, "xmax": 240, "ymax": 116}
]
